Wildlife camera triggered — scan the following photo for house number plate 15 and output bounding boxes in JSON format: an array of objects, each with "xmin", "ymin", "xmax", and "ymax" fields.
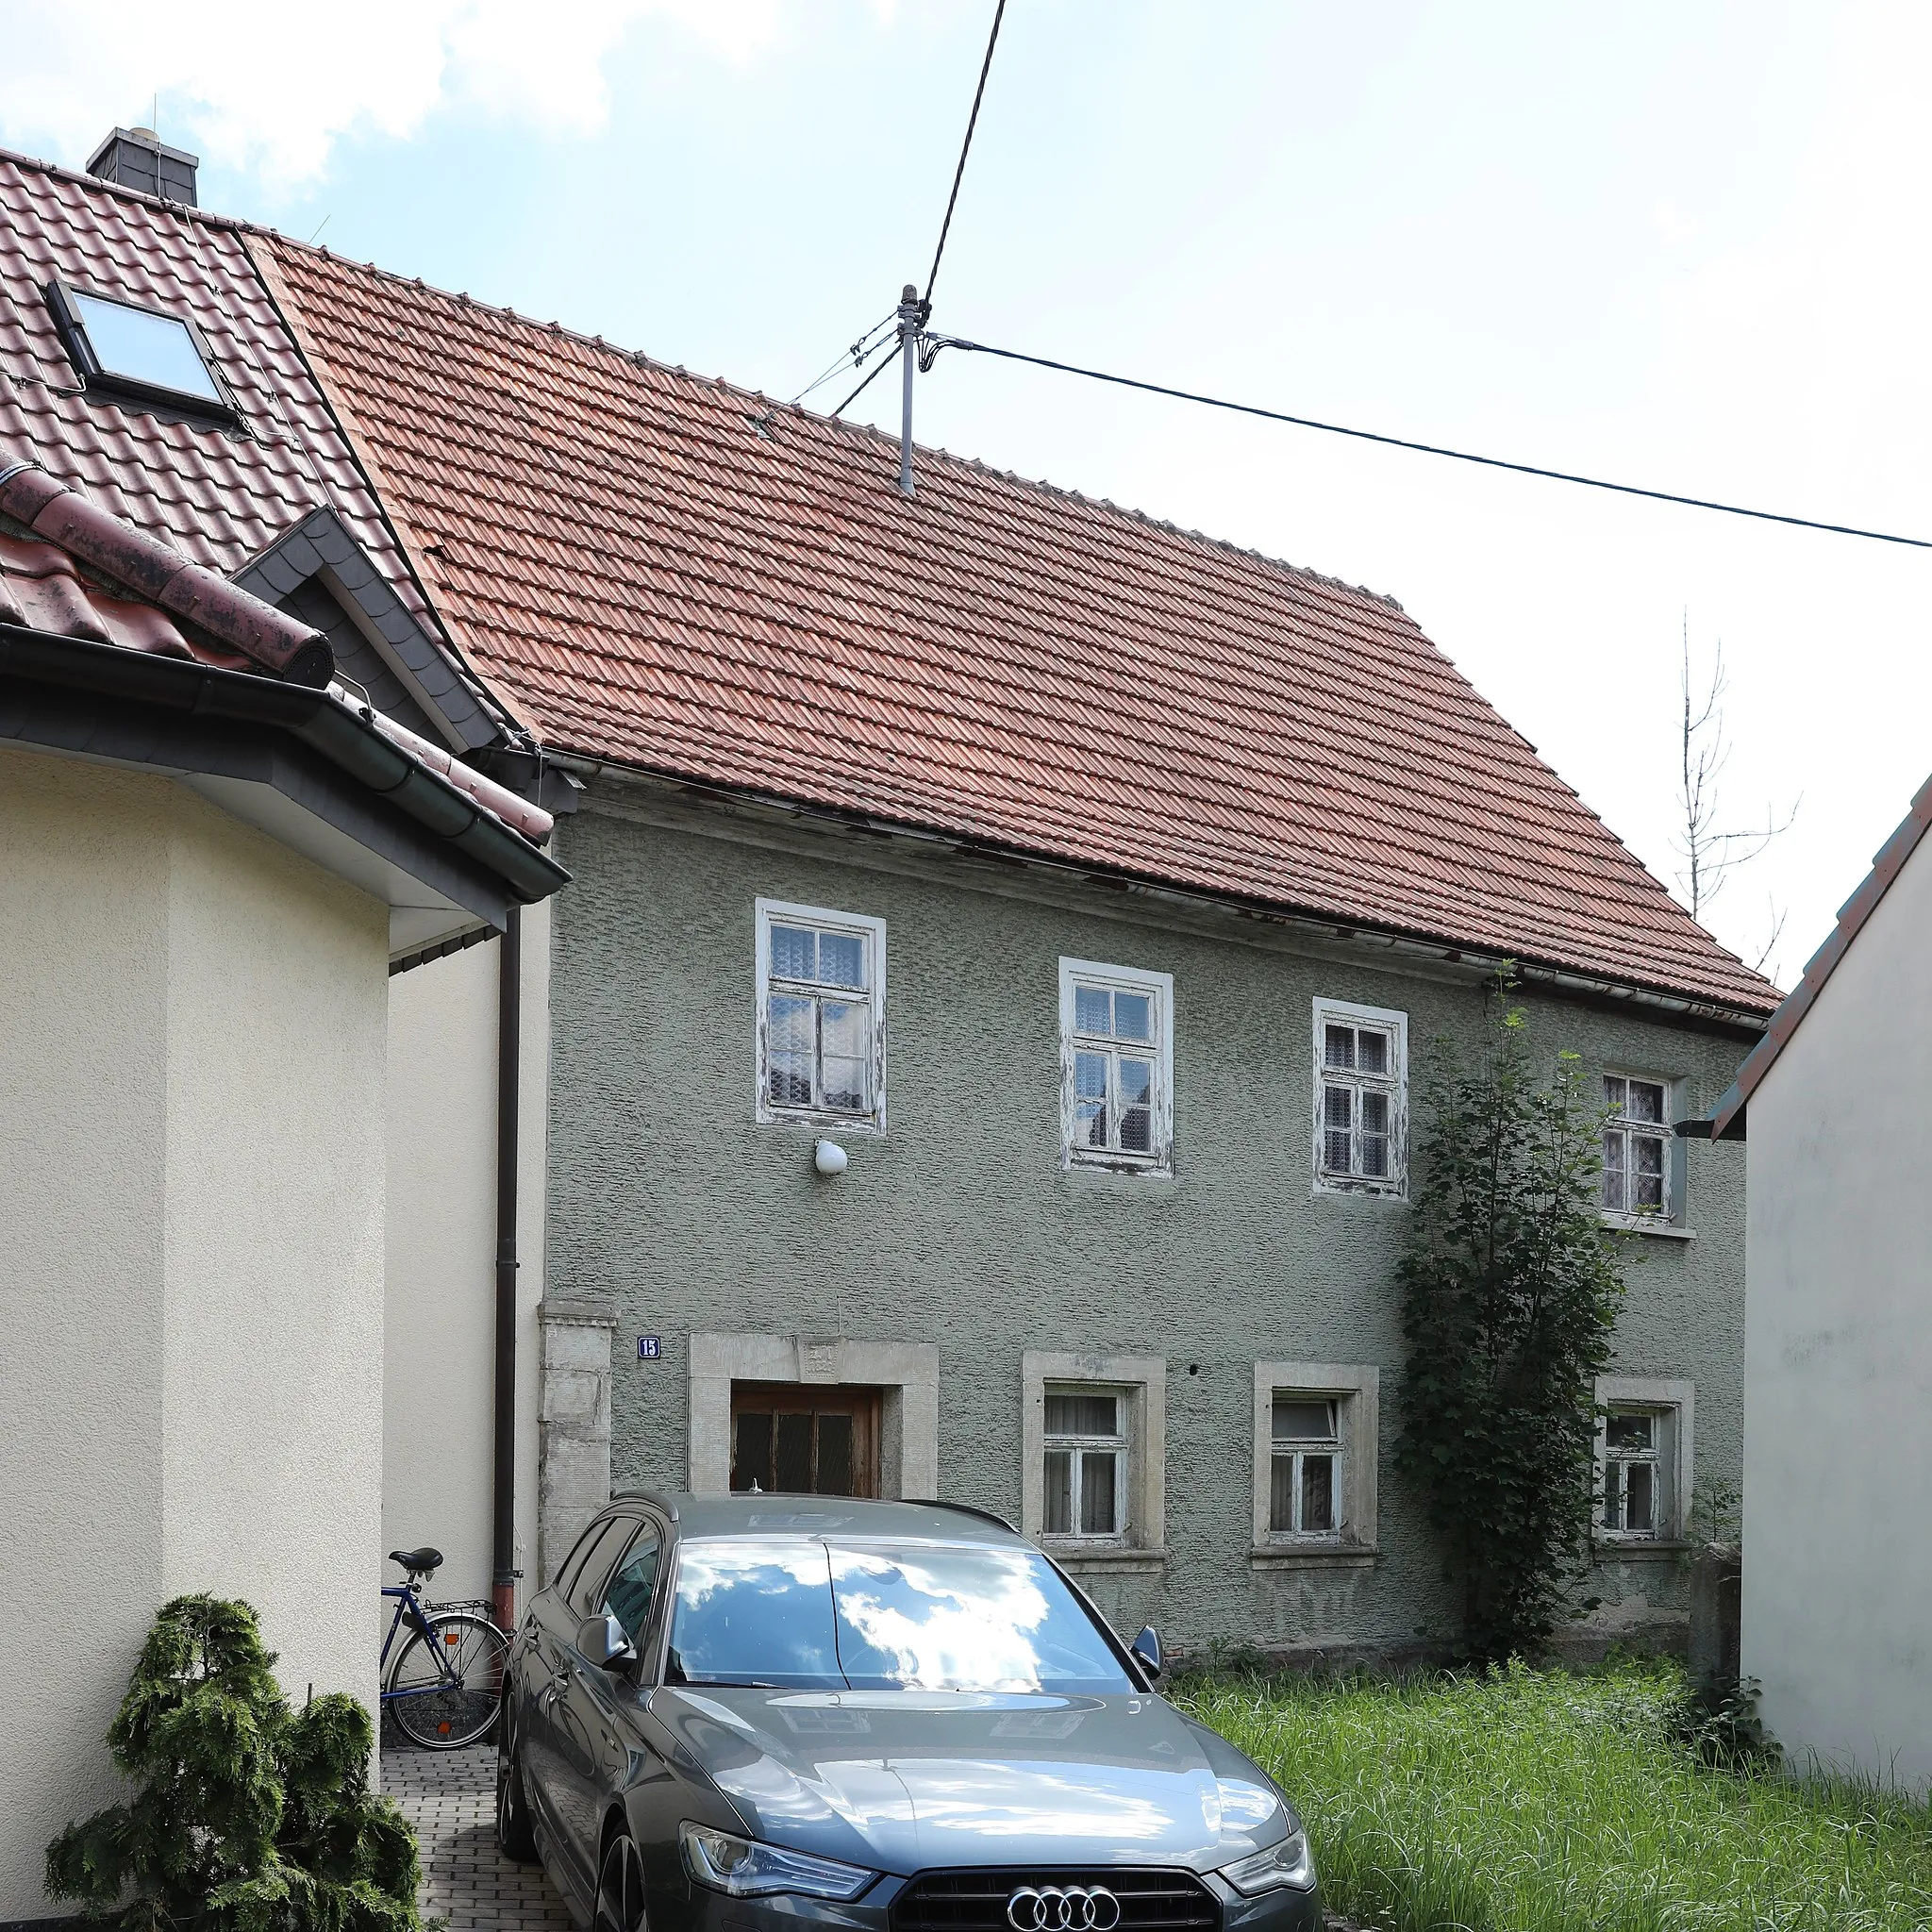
[{"xmin": 637, "ymin": 1335, "xmax": 661, "ymax": 1359}]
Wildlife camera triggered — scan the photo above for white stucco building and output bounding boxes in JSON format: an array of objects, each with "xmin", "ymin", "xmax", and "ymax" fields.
[
  {"xmin": 0, "ymin": 461, "xmax": 565, "ymax": 1924},
  {"xmin": 1707, "ymin": 774, "xmax": 1932, "ymax": 1790}
]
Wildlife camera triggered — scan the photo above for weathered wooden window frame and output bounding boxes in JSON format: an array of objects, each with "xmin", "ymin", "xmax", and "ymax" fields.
[
  {"xmin": 1251, "ymin": 1361, "xmax": 1380, "ymax": 1560},
  {"xmin": 1058, "ymin": 958, "xmax": 1175, "ymax": 1175},
  {"xmin": 1602, "ymin": 1071, "xmax": 1681, "ymax": 1227},
  {"xmin": 1593, "ymin": 1374, "xmax": 1694, "ymax": 1546},
  {"xmin": 1022, "ymin": 1351, "xmax": 1167, "ymax": 1574},
  {"xmin": 1041, "ymin": 1383, "xmax": 1129, "ymax": 1542},
  {"xmin": 754, "ymin": 898, "xmax": 887, "ymax": 1133},
  {"xmin": 1311, "ymin": 997, "xmax": 1408, "ymax": 1198}
]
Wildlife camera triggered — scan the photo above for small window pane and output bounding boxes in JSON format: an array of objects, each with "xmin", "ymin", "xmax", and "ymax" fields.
[
  {"xmin": 1269, "ymin": 1453, "xmax": 1295, "ymax": 1532},
  {"xmin": 1079, "ymin": 1452, "xmax": 1118, "ymax": 1535},
  {"xmin": 771, "ymin": 924, "xmax": 817, "ymax": 980},
  {"xmin": 1356, "ymin": 1029, "xmax": 1389, "ymax": 1075},
  {"xmin": 1120, "ymin": 1106, "xmax": 1153, "ymax": 1154},
  {"xmin": 1301, "ymin": 1455, "xmax": 1335, "ymax": 1532},
  {"xmin": 1046, "ymin": 1390, "xmax": 1119, "ymax": 1438},
  {"xmin": 1074, "ymin": 985, "xmax": 1112, "ymax": 1034},
  {"xmin": 1603, "ymin": 1131, "xmax": 1625, "ymax": 1211},
  {"xmin": 1074, "ymin": 1051, "xmax": 1108, "ymax": 1100},
  {"xmin": 1113, "ymin": 991, "xmax": 1154, "ymax": 1043},
  {"xmin": 774, "ymin": 1412, "xmax": 813, "ymax": 1492},
  {"xmin": 1604, "ymin": 1075, "xmax": 1626, "ymax": 1113},
  {"xmin": 816, "ymin": 1414, "xmax": 855, "ymax": 1496},
  {"xmin": 1324, "ymin": 1024, "xmax": 1356, "ymax": 1070},
  {"xmin": 1603, "ymin": 1473, "xmax": 1621, "ymax": 1531},
  {"xmin": 1626, "ymin": 1080, "xmax": 1665, "ymax": 1124},
  {"xmin": 733, "ymin": 1412, "xmax": 773, "ymax": 1491},
  {"xmin": 1607, "ymin": 1411, "xmax": 1655, "ymax": 1451},
  {"xmin": 816, "ymin": 932, "xmax": 865, "ymax": 989},
  {"xmin": 1043, "ymin": 1451, "xmax": 1074, "ymax": 1535},
  {"xmin": 71, "ymin": 291, "xmax": 224, "ymax": 404},
  {"xmin": 1624, "ymin": 1461, "xmax": 1656, "ymax": 1534},
  {"xmin": 1119, "ymin": 1057, "xmax": 1154, "ymax": 1153},
  {"xmin": 1273, "ymin": 1399, "xmax": 1336, "ymax": 1441}
]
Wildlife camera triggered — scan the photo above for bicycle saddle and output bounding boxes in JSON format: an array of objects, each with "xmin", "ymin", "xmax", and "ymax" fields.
[{"xmin": 389, "ymin": 1546, "xmax": 443, "ymax": 1576}]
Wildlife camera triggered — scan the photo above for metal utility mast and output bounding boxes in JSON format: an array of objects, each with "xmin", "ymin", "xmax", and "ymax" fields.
[{"xmin": 897, "ymin": 283, "xmax": 924, "ymax": 496}]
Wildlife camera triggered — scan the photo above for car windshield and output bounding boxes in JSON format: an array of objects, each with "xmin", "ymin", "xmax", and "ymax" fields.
[{"xmin": 665, "ymin": 1538, "xmax": 1134, "ymax": 1692}]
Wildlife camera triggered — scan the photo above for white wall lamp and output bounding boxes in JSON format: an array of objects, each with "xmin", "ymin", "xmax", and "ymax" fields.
[{"xmin": 812, "ymin": 1139, "xmax": 849, "ymax": 1176}]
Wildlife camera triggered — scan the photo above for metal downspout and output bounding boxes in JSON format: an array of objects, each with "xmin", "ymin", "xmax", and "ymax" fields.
[{"xmin": 491, "ymin": 904, "xmax": 522, "ymax": 1632}]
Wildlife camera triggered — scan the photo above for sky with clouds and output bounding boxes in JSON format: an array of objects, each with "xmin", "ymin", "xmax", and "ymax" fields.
[{"xmin": 5, "ymin": 1, "xmax": 1927, "ymax": 991}]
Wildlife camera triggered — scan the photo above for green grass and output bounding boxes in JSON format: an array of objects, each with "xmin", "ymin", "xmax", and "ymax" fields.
[{"xmin": 1175, "ymin": 1657, "xmax": 1932, "ymax": 1932}]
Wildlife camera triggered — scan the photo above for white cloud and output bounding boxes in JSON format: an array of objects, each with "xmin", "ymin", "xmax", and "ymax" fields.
[{"xmin": 0, "ymin": 0, "xmax": 784, "ymax": 188}]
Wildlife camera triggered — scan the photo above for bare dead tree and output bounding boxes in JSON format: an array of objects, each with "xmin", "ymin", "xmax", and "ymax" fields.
[{"xmin": 1674, "ymin": 616, "xmax": 1798, "ymax": 968}]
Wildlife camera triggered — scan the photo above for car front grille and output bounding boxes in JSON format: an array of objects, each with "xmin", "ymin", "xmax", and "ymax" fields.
[{"xmin": 894, "ymin": 1870, "xmax": 1218, "ymax": 1932}]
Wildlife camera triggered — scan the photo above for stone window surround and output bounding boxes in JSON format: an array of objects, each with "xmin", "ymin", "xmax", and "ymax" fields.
[
  {"xmin": 1251, "ymin": 1360, "xmax": 1380, "ymax": 1569},
  {"xmin": 688, "ymin": 1332, "xmax": 938, "ymax": 1497},
  {"xmin": 1022, "ymin": 1351, "xmax": 1166, "ymax": 1574},
  {"xmin": 1594, "ymin": 1374, "xmax": 1695, "ymax": 1551},
  {"xmin": 1311, "ymin": 995, "xmax": 1410, "ymax": 1200},
  {"xmin": 754, "ymin": 897, "xmax": 889, "ymax": 1134}
]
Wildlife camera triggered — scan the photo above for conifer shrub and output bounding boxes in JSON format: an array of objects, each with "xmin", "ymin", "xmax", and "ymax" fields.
[{"xmin": 45, "ymin": 1594, "xmax": 422, "ymax": 1932}]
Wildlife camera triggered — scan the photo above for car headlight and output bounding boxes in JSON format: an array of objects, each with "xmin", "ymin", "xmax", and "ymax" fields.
[
  {"xmin": 679, "ymin": 1822, "xmax": 878, "ymax": 1901},
  {"xmin": 1218, "ymin": 1827, "xmax": 1316, "ymax": 1894}
]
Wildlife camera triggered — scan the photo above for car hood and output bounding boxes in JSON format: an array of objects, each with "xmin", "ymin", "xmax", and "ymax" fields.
[{"xmin": 648, "ymin": 1687, "xmax": 1291, "ymax": 1875}]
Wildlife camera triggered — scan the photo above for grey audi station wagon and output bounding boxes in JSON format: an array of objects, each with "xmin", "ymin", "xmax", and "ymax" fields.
[{"xmin": 497, "ymin": 1494, "xmax": 1322, "ymax": 1932}]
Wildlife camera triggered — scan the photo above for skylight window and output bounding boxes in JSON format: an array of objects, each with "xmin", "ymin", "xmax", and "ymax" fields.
[{"xmin": 46, "ymin": 282, "xmax": 230, "ymax": 415}]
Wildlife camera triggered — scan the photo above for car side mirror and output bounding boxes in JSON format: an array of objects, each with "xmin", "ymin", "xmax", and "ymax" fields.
[
  {"xmin": 576, "ymin": 1611, "xmax": 636, "ymax": 1672},
  {"xmin": 1129, "ymin": 1624, "xmax": 1162, "ymax": 1680}
]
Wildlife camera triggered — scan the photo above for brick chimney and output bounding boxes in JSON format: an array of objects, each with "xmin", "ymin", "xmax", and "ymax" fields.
[{"xmin": 86, "ymin": 126, "xmax": 199, "ymax": 207}]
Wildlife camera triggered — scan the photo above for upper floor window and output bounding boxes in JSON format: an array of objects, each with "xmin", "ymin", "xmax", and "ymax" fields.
[
  {"xmin": 755, "ymin": 899, "xmax": 886, "ymax": 1131},
  {"xmin": 1058, "ymin": 958, "xmax": 1174, "ymax": 1174},
  {"xmin": 1603, "ymin": 1075, "xmax": 1672, "ymax": 1219},
  {"xmin": 1312, "ymin": 997, "xmax": 1407, "ymax": 1196},
  {"xmin": 47, "ymin": 281, "xmax": 233, "ymax": 417}
]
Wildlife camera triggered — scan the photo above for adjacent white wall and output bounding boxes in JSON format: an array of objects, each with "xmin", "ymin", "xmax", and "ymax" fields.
[
  {"xmin": 0, "ymin": 747, "xmax": 389, "ymax": 1922},
  {"xmin": 383, "ymin": 897, "xmax": 549, "ymax": 1614},
  {"xmin": 1745, "ymin": 821, "xmax": 1932, "ymax": 1790}
]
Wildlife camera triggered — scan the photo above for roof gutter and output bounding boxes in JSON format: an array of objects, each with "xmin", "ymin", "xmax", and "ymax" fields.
[
  {"xmin": 0, "ymin": 622, "xmax": 569, "ymax": 905},
  {"xmin": 550, "ymin": 751, "xmax": 1774, "ymax": 1037}
]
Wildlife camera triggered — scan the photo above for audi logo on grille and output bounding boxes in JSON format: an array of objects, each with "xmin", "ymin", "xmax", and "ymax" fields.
[{"xmin": 1006, "ymin": 1889, "xmax": 1122, "ymax": 1932}]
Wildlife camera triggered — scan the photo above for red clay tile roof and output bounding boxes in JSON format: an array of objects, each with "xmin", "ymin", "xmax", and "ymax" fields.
[{"xmin": 255, "ymin": 237, "xmax": 1777, "ymax": 1019}]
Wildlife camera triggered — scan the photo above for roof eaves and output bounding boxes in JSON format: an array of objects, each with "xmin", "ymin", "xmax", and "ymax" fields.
[{"xmin": 1708, "ymin": 769, "xmax": 1932, "ymax": 1140}]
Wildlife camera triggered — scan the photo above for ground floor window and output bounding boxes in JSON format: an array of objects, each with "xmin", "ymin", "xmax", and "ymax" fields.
[
  {"xmin": 1252, "ymin": 1362, "xmax": 1379, "ymax": 1555},
  {"xmin": 1043, "ymin": 1385, "xmax": 1128, "ymax": 1538},
  {"xmin": 1594, "ymin": 1376, "xmax": 1693, "ymax": 1545},
  {"xmin": 1022, "ymin": 1352, "xmax": 1167, "ymax": 1565},
  {"xmin": 730, "ymin": 1382, "xmax": 879, "ymax": 1496}
]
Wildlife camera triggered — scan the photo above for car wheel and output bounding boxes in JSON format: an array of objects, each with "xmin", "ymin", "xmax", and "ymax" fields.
[
  {"xmin": 594, "ymin": 1829, "xmax": 648, "ymax": 1932},
  {"xmin": 495, "ymin": 1702, "xmax": 538, "ymax": 1863}
]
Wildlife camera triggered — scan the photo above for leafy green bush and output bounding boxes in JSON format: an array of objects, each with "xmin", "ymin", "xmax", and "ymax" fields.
[
  {"xmin": 1395, "ymin": 984, "xmax": 1626, "ymax": 1661},
  {"xmin": 46, "ymin": 1595, "xmax": 421, "ymax": 1932},
  {"xmin": 1179, "ymin": 1657, "xmax": 1932, "ymax": 1932}
]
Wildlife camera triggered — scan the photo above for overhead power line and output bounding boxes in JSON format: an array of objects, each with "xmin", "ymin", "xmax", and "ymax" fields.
[
  {"xmin": 791, "ymin": 308, "xmax": 898, "ymax": 408},
  {"xmin": 924, "ymin": 332, "xmax": 1932, "ymax": 551},
  {"xmin": 924, "ymin": 0, "xmax": 1008, "ymax": 308}
]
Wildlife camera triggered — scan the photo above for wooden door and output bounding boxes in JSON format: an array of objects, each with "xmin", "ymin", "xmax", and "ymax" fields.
[{"xmin": 730, "ymin": 1382, "xmax": 881, "ymax": 1498}]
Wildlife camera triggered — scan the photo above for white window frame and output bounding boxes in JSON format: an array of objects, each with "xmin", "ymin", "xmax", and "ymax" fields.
[
  {"xmin": 1251, "ymin": 1361, "xmax": 1379, "ymax": 1559},
  {"xmin": 1058, "ymin": 958, "xmax": 1175, "ymax": 1175},
  {"xmin": 1593, "ymin": 1375, "xmax": 1694, "ymax": 1547},
  {"xmin": 1041, "ymin": 1383, "xmax": 1129, "ymax": 1542},
  {"xmin": 1022, "ymin": 1352, "xmax": 1166, "ymax": 1572},
  {"xmin": 755, "ymin": 899, "xmax": 887, "ymax": 1133},
  {"xmin": 1311, "ymin": 997, "xmax": 1408, "ymax": 1198},
  {"xmin": 1601, "ymin": 1071, "xmax": 1681, "ymax": 1228}
]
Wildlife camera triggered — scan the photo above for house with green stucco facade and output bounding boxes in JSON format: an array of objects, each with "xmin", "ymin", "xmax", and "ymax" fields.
[{"xmin": 270, "ymin": 243, "xmax": 1779, "ymax": 1662}]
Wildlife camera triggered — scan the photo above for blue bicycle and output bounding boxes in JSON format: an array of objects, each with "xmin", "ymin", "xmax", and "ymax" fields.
[{"xmin": 382, "ymin": 1545, "xmax": 510, "ymax": 1750}]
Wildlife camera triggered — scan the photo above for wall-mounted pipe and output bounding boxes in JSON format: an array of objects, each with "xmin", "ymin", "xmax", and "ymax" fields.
[{"xmin": 491, "ymin": 903, "xmax": 522, "ymax": 1632}]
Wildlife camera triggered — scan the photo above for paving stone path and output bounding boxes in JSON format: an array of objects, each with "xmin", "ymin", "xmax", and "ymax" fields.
[{"xmin": 382, "ymin": 1746, "xmax": 575, "ymax": 1932}]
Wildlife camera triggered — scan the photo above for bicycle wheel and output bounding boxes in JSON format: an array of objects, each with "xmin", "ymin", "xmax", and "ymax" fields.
[{"xmin": 388, "ymin": 1610, "xmax": 508, "ymax": 1749}]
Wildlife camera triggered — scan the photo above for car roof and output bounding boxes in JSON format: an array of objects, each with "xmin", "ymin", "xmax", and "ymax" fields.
[{"xmin": 612, "ymin": 1491, "xmax": 1027, "ymax": 1545}]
